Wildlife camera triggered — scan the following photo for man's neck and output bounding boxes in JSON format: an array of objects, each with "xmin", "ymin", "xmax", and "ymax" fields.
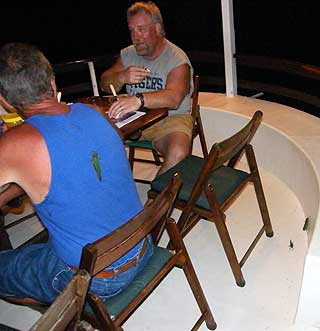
[
  {"xmin": 22, "ymin": 98, "xmax": 69, "ymax": 118},
  {"xmin": 143, "ymin": 38, "xmax": 167, "ymax": 60}
]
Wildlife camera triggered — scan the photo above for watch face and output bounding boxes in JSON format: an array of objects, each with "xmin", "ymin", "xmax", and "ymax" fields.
[{"xmin": 136, "ymin": 93, "xmax": 144, "ymax": 107}]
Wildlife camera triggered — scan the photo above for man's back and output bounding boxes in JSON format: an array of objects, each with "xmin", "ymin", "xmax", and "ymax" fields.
[
  {"xmin": 0, "ymin": 42, "xmax": 152, "ymax": 304},
  {"xmin": 25, "ymin": 103, "xmax": 142, "ymax": 266}
]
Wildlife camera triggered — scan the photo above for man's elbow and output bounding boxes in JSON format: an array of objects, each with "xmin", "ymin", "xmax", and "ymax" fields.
[
  {"xmin": 100, "ymin": 76, "xmax": 109, "ymax": 93},
  {"xmin": 170, "ymin": 94, "xmax": 186, "ymax": 109}
]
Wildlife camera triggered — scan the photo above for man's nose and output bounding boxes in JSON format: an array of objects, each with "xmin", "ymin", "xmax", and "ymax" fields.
[{"xmin": 131, "ymin": 30, "xmax": 142, "ymax": 39}]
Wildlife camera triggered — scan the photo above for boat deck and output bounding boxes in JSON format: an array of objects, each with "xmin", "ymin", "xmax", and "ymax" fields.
[{"xmin": 1, "ymin": 94, "xmax": 318, "ymax": 331}]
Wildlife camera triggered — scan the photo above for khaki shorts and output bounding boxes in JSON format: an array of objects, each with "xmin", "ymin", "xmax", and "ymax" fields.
[{"xmin": 141, "ymin": 114, "xmax": 193, "ymax": 143}]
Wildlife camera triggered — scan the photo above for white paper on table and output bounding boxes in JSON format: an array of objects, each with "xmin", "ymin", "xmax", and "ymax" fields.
[{"xmin": 115, "ymin": 111, "xmax": 146, "ymax": 128}]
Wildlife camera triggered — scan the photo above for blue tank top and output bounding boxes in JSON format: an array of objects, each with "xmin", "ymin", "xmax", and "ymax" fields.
[{"xmin": 26, "ymin": 103, "xmax": 143, "ymax": 266}]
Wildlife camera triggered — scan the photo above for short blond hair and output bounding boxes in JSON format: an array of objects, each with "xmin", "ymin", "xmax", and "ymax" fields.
[{"xmin": 127, "ymin": 1, "xmax": 165, "ymax": 36}]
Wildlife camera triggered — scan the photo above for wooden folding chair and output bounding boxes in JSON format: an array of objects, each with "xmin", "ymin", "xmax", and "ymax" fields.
[
  {"xmin": 79, "ymin": 173, "xmax": 216, "ymax": 330},
  {"xmin": 147, "ymin": 111, "xmax": 274, "ymax": 287},
  {"xmin": 29, "ymin": 270, "xmax": 92, "ymax": 331},
  {"xmin": 126, "ymin": 75, "xmax": 208, "ymax": 184}
]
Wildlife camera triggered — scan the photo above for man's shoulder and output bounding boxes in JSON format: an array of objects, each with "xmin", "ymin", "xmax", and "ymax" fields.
[
  {"xmin": 121, "ymin": 45, "xmax": 136, "ymax": 56},
  {"xmin": 0, "ymin": 123, "xmax": 44, "ymax": 173},
  {"xmin": 165, "ymin": 40, "xmax": 188, "ymax": 56},
  {"xmin": 1, "ymin": 123, "xmax": 42, "ymax": 146},
  {"xmin": 161, "ymin": 40, "xmax": 192, "ymax": 71}
]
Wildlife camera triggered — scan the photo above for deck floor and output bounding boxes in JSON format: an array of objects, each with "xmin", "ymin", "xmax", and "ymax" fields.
[
  {"xmin": 0, "ymin": 95, "xmax": 317, "ymax": 330},
  {"xmin": 0, "ymin": 163, "xmax": 311, "ymax": 331}
]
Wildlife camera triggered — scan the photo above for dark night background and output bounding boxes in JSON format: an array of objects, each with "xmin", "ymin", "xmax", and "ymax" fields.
[
  {"xmin": 0, "ymin": 2, "xmax": 319, "ymax": 115},
  {"xmin": 0, "ymin": 1, "xmax": 319, "ymax": 66}
]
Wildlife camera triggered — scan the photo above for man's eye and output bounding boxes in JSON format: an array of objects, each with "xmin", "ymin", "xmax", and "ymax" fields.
[{"xmin": 129, "ymin": 26, "xmax": 147, "ymax": 33}]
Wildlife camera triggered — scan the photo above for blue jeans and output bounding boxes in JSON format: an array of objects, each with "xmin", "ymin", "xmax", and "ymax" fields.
[{"xmin": 0, "ymin": 236, "xmax": 153, "ymax": 303}]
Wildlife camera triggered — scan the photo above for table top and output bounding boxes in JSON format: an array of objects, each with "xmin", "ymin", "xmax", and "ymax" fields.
[{"xmin": 76, "ymin": 96, "xmax": 168, "ymax": 139}]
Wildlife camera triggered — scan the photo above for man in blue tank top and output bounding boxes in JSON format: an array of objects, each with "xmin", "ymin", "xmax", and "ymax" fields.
[
  {"xmin": 100, "ymin": 1, "xmax": 194, "ymax": 176},
  {"xmin": 0, "ymin": 43, "xmax": 153, "ymax": 304}
]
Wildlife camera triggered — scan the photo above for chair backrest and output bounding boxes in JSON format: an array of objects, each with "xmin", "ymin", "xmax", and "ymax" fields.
[
  {"xmin": 29, "ymin": 269, "xmax": 91, "ymax": 331},
  {"xmin": 80, "ymin": 172, "xmax": 216, "ymax": 330},
  {"xmin": 190, "ymin": 75, "xmax": 208, "ymax": 157},
  {"xmin": 186, "ymin": 110, "xmax": 263, "ymax": 210},
  {"xmin": 79, "ymin": 173, "xmax": 182, "ymax": 275},
  {"xmin": 190, "ymin": 74, "xmax": 200, "ymax": 121}
]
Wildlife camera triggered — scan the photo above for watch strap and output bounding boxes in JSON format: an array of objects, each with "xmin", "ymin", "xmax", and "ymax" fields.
[{"xmin": 135, "ymin": 93, "xmax": 145, "ymax": 108}]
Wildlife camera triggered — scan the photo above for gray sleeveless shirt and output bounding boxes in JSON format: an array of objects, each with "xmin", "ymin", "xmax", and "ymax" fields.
[{"xmin": 121, "ymin": 39, "xmax": 194, "ymax": 116}]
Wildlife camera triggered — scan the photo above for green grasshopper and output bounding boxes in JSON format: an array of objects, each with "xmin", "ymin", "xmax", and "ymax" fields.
[{"xmin": 92, "ymin": 151, "xmax": 102, "ymax": 181}]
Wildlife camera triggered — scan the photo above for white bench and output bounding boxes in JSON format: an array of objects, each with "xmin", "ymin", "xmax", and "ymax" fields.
[{"xmin": 198, "ymin": 92, "xmax": 320, "ymax": 328}]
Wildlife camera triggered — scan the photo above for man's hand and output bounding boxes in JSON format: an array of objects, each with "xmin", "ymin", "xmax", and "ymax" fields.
[
  {"xmin": 100, "ymin": 57, "xmax": 150, "ymax": 93},
  {"xmin": 108, "ymin": 96, "xmax": 142, "ymax": 119},
  {"xmin": 119, "ymin": 66, "xmax": 150, "ymax": 85}
]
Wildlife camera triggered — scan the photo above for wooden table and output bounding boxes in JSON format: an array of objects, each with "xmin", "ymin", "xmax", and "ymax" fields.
[{"xmin": 76, "ymin": 96, "xmax": 168, "ymax": 139}]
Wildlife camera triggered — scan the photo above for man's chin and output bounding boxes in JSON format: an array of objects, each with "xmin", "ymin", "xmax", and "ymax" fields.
[{"xmin": 134, "ymin": 46, "xmax": 149, "ymax": 56}]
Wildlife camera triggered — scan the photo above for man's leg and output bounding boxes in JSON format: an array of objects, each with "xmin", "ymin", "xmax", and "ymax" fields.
[
  {"xmin": 0, "ymin": 243, "xmax": 73, "ymax": 303},
  {"xmin": 154, "ymin": 131, "xmax": 191, "ymax": 175}
]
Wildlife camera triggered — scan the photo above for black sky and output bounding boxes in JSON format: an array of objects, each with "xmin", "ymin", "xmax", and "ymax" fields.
[{"xmin": 1, "ymin": 1, "xmax": 319, "ymax": 66}]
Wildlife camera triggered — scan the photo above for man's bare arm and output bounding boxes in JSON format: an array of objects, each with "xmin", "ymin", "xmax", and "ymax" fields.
[
  {"xmin": 108, "ymin": 63, "xmax": 191, "ymax": 118},
  {"xmin": 100, "ymin": 57, "xmax": 150, "ymax": 94},
  {"xmin": 143, "ymin": 63, "xmax": 191, "ymax": 109},
  {"xmin": 100, "ymin": 57, "xmax": 126, "ymax": 93},
  {"xmin": 0, "ymin": 134, "xmax": 26, "ymax": 208},
  {"xmin": 0, "ymin": 124, "xmax": 51, "ymax": 205}
]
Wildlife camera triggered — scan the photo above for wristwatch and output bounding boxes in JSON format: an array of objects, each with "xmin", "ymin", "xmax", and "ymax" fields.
[{"xmin": 135, "ymin": 93, "xmax": 145, "ymax": 109}]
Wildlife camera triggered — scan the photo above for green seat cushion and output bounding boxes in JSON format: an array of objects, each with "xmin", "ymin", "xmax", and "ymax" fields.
[
  {"xmin": 85, "ymin": 246, "xmax": 172, "ymax": 318},
  {"xmin": 151, "ymin": 155, "xmax": 249, "ymax": 209},
  {"xmin": 125, "ymin": 140, "xmax": 153, "ymax": 149}
]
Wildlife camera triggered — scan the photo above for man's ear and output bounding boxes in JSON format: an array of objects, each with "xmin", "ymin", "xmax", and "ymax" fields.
[
  {"xmin": 0, "ymin": 95, "xmax": 16, "ymax": 113},
  {"xmin": 50, "ymin": 79, "xmax": 57, "ymax": 97},
  {"xmin": 155, "ymin": 22, "xmax": 162, "ymax": 36}
]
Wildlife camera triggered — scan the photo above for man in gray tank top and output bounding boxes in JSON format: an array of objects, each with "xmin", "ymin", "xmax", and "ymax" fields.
[{"xmin": 100, "ymin": 1, "xmax": 194, "ymax": 175}]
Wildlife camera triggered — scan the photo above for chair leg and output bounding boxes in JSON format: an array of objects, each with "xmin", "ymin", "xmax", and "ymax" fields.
[
  {"xmin": 213, "ymin": 213, "xmax": 246, "ymax": 287},
  {"xmin": 205, "ymin": 185, "xmax": 246, "ymax": 287},
  {"xmin": 167, "ymin": 219, "xmax": 217, "ymax": 330},
  {"xmin": 165, "ymin": 210, "xmax": 199, "ymax": 250},
  {"xmin": 180, "ymin": 213, "xmax": 201, "ymax": 238},
  {"xmin": 151, "ymin": 149, "xmax": 162, "ymax": 166},
  {"xmin": 246, "ymin": 145, "xmax": 274, "ymax": 237},
  {"xmin": 128, "ymin": 146, "xmax": 135, "ymax": 170},
  {"xmin": 196, "ymin": 115, "xmax": 208, "ymax": 157},
  {"xmin": 85, "ymin": 292, "xmax": 121, "ymax": 330},
  {"xmin": 253, "ymin": 175, "xmax": 274, "ymax": 237}
]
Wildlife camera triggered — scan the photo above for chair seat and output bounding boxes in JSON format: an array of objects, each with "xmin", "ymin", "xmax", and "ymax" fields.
[
  {"xmin": 85, "ymin": 246, "xmax": 172, "ymax": 318},
  {"xmin": 126, "ymin": 139, "xmax": 153, "ymax": 149},
  {"xmin": 151, "ymin": 155, "xmax": 249, "ymax": 209}
]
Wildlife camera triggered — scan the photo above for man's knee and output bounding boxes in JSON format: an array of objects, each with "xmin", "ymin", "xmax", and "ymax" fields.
[
  {"xmin": 156, "ymin": 144, "xmax": 189, "ymax": 176},
  {"xmin": 156, "ymin": 133, "xmax": 190, "ymax": 160},
  {"xmin": 168, "ymin": 144, "xmax": 189, "ymax": 163},
  {"xmin": 164, "ymin": 138, "xmax": 191, "ymax": 164}
]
